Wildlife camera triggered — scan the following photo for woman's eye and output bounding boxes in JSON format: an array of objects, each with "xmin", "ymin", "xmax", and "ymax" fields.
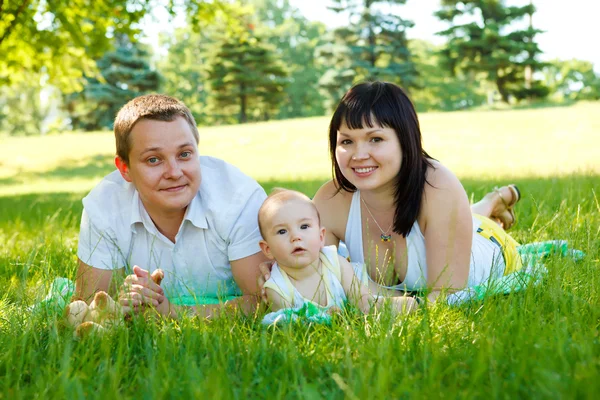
[
  {"xmin": 300, "ymin": 224, "xmax": 309, "ymax": 229},
  {"xmin": 340, "ymin": 139, "xmax": 352, "ymax": 145},
  {"xmin": 371, "ymin": 137, "xmax": 383, "ymax": 143},
  {"xmin": 277, "ymin": 229, "xmax": 287, "ymax": 235}
]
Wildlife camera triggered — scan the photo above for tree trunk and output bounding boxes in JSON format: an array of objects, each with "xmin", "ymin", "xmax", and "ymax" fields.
[
  {"xmin": 239, "ymin": 82, "xmax": 247, "ymax": 124},
  {"xmin": 496, "ymin": 76, "xmax": 510, "ymax": 103}
]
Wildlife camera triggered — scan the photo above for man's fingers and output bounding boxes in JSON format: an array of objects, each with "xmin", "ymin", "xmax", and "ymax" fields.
[
  {"xmin": 119, "ymin": 291, "xmax": 160, "ymax": 308},
  {"xmin": 133, "ymin": 265, "xmax": 149, "ymax": 278},
  {"xmin": 258, "ymin": 261, "xmax": 273, "ymax": 281},
  {"xmin": 150, "ymin": 269, "xmax": 164, "ymax": 285}
]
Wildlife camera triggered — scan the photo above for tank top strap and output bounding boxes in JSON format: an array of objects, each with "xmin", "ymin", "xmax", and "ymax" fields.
[
  {"xmin": 345, "ymin": 191, "xmax": 365, "ymax": 265},
  {"xmin": 263, "ymin": 263, "xmax": 296, "ymax": 307},
  {"xmin": 320, "ymin": 245, "xmax": 342, "ymax": 282}
]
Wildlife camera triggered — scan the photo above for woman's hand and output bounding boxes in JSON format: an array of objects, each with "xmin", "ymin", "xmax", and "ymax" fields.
[
  {"xmin": 119, "ymin": 265, "xmax": 165, "ymax": 315},
  {"xmin": 257, "ymin": 261, "xmax": 274, "ymax": 303}
]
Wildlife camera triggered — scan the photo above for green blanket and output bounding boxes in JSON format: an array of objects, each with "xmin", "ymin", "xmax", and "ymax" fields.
[{"xmin": 31, "ymin": 241, "xmax": 584, "ymax": 321}]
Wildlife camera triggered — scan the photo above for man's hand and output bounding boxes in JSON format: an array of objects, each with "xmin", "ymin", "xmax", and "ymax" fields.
[
  {"xmin": 118, "ymin": 265, "xmax": 165, "ymax": 315},
  {"xmin": 257, "ymin": 261, "xmax": 274, "ymax": 304}
]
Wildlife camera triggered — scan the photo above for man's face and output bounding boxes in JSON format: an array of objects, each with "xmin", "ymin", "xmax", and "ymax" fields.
[{"xmin": 118, "ymin": 117, "xmax": 201, "ymax": 221}]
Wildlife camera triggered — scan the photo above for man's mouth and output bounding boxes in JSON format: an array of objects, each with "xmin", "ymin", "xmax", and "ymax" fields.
[{"xmin": 161, "ymin": 184, "xmax": 187, "ymax": 192}]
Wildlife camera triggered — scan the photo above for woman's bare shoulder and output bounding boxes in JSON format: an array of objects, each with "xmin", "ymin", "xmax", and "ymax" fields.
[
  {"xmin": 425, "ymin": 160, "xmax": 463, "ymax": 193},
  {"xmin": 313, "ymin": 180, "xmax": 352, "ymax": 208},
  {"xmin": 313, "ymin": 180, "xmax": 353, "ymax": 237}
]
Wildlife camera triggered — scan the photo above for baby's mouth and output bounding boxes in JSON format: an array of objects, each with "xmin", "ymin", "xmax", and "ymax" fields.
[{"xmin": 292, "ymin": 247, "xmax": 306, "ymax": 255}]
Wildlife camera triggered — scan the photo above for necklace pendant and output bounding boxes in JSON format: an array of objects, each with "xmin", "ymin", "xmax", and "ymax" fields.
[{"xmin": 380, "ymin": 234, "xmax": 392, "ymax": 242}]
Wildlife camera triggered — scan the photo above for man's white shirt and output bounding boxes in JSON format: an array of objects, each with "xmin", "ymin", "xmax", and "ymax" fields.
[{"xmin": 78, "ymin": 156, "xmax": 267, "ymax": 299}]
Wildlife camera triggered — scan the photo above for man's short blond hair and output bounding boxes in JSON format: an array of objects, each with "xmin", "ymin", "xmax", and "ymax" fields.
[
  {"xmin": 114, "ymin": 94, "xmax": 199, "ymax": 164},
  {"xmin": 258, "ymin": 188, "xmax": 320, "ymax": 238}
]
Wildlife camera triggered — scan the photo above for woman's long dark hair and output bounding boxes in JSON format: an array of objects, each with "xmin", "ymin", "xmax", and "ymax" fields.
[{"xmin": 329, "ymin": 81, "xmax": 434, "ymax": 237}]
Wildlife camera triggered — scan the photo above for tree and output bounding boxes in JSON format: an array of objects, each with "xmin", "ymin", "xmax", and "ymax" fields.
[
  {"xmin": 249, "ymin": 0, "xmax": 328, "ymax": 119},
  {"xmin": 0, "ymin": 0, "xmax": 228, "ymax": 89},
  {"xmin": 207, "ymin": 26, "xmax": 288, "ymax": 124},
  {"xmin": 543, "ymin": 59, "xmax": 600, "ymax": 101},
  {"xmin": 64, "ymin": 38, "xmax": 161, "ymax": 130},
  {"xmin": 0, "ymin": 0, "xmax": 149, "ymax": 89},
  {"xmin": 435, "ymin": 0, "xmax": 547, "ymax": 102},
  {"xmin": 408, "ymin": 39, "xmax": 486, "ymax": 111},
  {"xmin": 158, "ymin": 26, "xmax": 212, "ymax": 125},
  {"xmin": 317, "ymin": 0, "xmax": 417, "ymax": 109}
]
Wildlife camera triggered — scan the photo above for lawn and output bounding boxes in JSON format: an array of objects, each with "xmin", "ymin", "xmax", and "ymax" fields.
[{"xmin": 0, "ymin": 102, "xmax": 599, "ymax": 398}]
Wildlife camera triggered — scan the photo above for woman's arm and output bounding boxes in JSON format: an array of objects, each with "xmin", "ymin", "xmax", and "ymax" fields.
[
  {"xmin": 338, "ymin": 255, "xmax": 418, "ymax": 314},
  {"xmin": 421, "ymin": 165, "xmax": 472, "ymax": 300}
]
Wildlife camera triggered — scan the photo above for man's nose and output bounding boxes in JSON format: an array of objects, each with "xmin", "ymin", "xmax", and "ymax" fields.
[{"xmin": 164, "ymin": 159, "xmax": 183, "ymax": 178}]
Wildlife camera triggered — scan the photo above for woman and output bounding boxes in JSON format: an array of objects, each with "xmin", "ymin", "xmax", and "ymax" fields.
[{"xmin": 311, "ymin": 81, "xmax": 523, "ymax": 302}]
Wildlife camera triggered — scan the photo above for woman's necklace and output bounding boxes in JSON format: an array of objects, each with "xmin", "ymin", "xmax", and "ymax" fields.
[{"xmin": 360, "ymin": 196, "xmax": 393, "ymax": 242}]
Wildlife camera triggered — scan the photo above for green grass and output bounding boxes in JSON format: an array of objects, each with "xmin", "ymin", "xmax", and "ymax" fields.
[{"xmin": 1, "ymin": 103, "xmax": 600, "ymax": 398}]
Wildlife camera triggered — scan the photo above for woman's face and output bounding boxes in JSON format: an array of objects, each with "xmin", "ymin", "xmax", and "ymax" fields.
[{"xmin": 335, "ymin": 120, "xmax": 402, "ymax": 193}]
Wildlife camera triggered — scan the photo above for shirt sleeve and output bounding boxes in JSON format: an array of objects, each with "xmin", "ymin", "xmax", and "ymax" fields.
[
  {"xmin": 77, "ymin": 208, "xmax": 128, "ymax": 270},
  {"xmin": 226, "ymin": 185, "xmax": 267, "ymax": 261}
]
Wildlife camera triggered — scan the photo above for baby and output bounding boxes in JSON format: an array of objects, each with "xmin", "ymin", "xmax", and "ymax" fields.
[{"xmin": 258, "ymin": 189, "xmax": 418, "ymax": 314}]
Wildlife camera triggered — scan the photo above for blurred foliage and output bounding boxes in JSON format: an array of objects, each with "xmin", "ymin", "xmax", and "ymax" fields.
[
  {"xmin": 409, "ymin": 40, "xmax": 486, "ymax": 111},
  {"xmin": 436, "ymin": 0, "xmax": 548, "ymax": 103},
  {"xmin": 1, "ymin": 0, "xmax": 599, "ymax": 135},
  {"xmin": 250, "ymin": 0, "xmax": 328, "ymax": 120},
  {"xmin": 543, "ymin": 59, "xmax": 600, "ymax": 101},
  {"xmin": 207, "ymin": 25, "xmax": 289, "ymax": 124},
  {"xmin": 63, "ymin": 37, "xmax": 161, "ymax": 130},
  {"xmin": 158, "ymin": 26, "xmax": 212, "ymax": 125},
  {"xmin": 317, "ymin": 0, "xmax": 417, "ymax": 110},
  {"xmin": 0, "ymin": 0, "xmax": 150, "ymax": 91},
  {"xmin": 0, "ymin": 73, "xmax": 48, "ymax": 136}
]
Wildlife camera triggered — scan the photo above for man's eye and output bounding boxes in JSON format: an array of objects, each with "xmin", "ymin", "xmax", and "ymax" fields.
[
  {"xmin": 181, "ymin": 151, "xmax": 192, "ymax": 158},
  {"xmin": 147, "ymin": 157, "xmax": 159, "ymax": 164},
  {"xmin": 300, "ymin": 224, "xmax": 309, "ymax": 229},
  {"xmin": 277, "ymin": 229, "xmax": 287, "ymax": 235}
]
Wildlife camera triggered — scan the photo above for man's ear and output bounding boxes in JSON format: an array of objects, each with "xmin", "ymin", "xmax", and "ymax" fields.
[
  {"xmin": 115, "ymin": 156, "xmax": 132, "ymax": 182},
  {"xmin": 259, "ymin": 240, "xmax": 274, "ymax": 260}
]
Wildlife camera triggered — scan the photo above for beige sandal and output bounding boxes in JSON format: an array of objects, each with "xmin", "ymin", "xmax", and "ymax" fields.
[{"xmin": 493, "ymin": 184, "xmax": 521, "ymax": 230}]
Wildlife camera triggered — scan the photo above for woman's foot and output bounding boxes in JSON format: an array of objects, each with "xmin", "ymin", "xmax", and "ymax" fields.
[{"xmin": 490, "ymin": 184, "xmax": 521, "ymax": 230}]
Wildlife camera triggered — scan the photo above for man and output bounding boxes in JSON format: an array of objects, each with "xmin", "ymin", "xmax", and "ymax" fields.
[{"xmin": 75, "ymin": 94, "xmax": 268, "ymax": 318}]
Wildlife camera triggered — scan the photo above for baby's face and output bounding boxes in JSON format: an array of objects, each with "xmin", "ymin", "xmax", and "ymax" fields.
[{"xmin": 261, "ymin": 199, "xmax": 324, "ymax": 269}]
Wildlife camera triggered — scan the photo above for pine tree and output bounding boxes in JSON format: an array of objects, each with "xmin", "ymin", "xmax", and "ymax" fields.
[
  {"xmin": 331, "ymin": 0, "xmax": 416, "ymax": 83},
  {"xmin": 207, "ymin": 27, "xmax": 288, "ymax": 124},
  {"xmin": 249, "ymin": 0, "xmax": 328, "ymax": 119},
  {"xmin": 65, "ymin": 38, "xmax": 161, "ymax": 130},
  {"xmin": 435, "ymin": 0, "xmax": 547, "ymax": 102}
]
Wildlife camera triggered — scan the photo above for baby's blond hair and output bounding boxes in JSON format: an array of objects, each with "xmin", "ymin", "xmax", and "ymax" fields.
[{"xmin": 258, "ymin": 188, "xmax": 320, "ymax": 238}]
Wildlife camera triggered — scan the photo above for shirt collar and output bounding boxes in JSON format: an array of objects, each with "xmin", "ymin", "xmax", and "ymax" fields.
[
  {"xmin": 129, "ymin": 190, "xmax": 208, "ymax": 231},
  {"xmin": 184, "ymin": 192, "xmax": 209, "ymax": 229},
  {"xmin": 130, "ymin": 190, "xmax": 144, "ymax": 229}
]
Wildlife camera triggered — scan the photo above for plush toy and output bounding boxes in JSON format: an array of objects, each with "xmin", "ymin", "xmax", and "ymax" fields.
[{"xmin": 65, "ymin": 269, "xmax": 164, "ymax": 338}]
